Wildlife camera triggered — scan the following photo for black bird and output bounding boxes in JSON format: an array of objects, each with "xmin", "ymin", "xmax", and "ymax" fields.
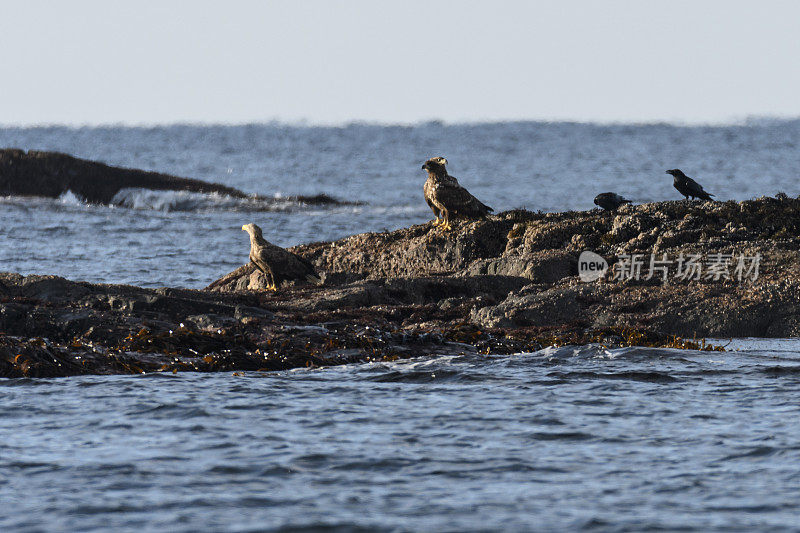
[
  {"xmin": 666, "ymin": 169, "xmax": 715, "ymax": 201},
  {"xmin": 594, "ymin": 192, "xmax": 631, "ymax": 211}
]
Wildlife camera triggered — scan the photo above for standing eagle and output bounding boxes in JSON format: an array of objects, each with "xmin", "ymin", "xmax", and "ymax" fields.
[
  {"xmin": 422, "ymin": 157, "xmax": 493, "ymax": 231},
  {"xmin": 241, "ymin": 223, "xmax": 321, "ymax": 291}
]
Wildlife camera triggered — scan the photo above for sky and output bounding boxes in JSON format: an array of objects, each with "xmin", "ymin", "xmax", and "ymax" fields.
[{"xmin": 2, "ymin": 0, "xmax": 800, "ymax": 126}]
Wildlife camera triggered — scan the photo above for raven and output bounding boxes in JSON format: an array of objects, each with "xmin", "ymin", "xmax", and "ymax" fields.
[
  {"xmin": 594, "ymin": 192, "xmax": 631, "ymax": 211},
  {"xmin": 666, "ymin": 169, "xmax": 715, "ymax": 201}
]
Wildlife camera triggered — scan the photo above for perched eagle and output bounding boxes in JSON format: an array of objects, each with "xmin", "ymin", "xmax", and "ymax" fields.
[
  {"xmin": 421, "ymin": 157, "xmax": 493, "ymax": 231},
  {"xmin": 594, "ymin": 192, "xmax": 631, "ymax": 211},
  {"xmin": 666, "ymin": 169, "xmax": 715, "ymax": 201},
  {"xmin": 241, "ymin": 223, "xmax": 321, "ymax": 291}
]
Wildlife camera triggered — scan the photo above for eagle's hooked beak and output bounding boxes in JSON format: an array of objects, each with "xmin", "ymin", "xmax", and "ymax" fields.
[{"xmin": 421, "ymin": 163, "xmax": 428, "ymax": 170}]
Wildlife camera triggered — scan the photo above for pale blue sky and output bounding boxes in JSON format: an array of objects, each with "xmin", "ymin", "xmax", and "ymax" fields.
[{"xmin": 2, "ymin": 0, "xmax": 800, "ymax": 125}]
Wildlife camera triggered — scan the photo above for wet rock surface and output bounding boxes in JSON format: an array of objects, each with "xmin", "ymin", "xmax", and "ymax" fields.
[
  {"xmin": 6, "ymin": 196, "xmax": 799, "ymax": 377},
  {"xmin": 0, "ymin": 272, "xmax": 554, "ymax": 378}
]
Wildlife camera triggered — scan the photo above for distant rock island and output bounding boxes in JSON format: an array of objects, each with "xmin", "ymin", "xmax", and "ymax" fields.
[
  {"xmin": 4, "ymin": 186, "xmax": 799, "ymax": 377},
  {"xmin": 0, "ymin": 148, "xmax": 349, "ymax": 205}
]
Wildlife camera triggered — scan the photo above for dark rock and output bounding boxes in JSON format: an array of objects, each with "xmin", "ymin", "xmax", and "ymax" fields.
[
  {"xmin": 210, "ymin": 197, "xmax": 800, "ymax": 340},
  {"xmin": 7, "ymin": 196, "xmax": 800, "ymax": 377},
  {"xmin": 0, "ymin": 149, "xmax": 357, "ymax": 206},
  {"xmin": 0, "ymin": 149, "xmax": 246, "ymax": 204}
]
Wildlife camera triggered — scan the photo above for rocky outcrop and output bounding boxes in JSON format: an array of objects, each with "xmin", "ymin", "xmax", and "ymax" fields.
[
  {"xmin": 0, "ymin": 272, "xmax": 566, "ymax": 378},
  {"xmin": 213, "ymin": 195, "xmax": 800, "ymax": 339},
  {"xmin": 0, "ymin": 149, "xmax": 350, "ymax": 205},
  {"xmin": 6, "ymin": 195, "xmax": 799, "ymax": 377}
]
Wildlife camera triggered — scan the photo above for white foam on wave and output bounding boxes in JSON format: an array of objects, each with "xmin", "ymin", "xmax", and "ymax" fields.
[
  {"xmin": 57, "ymin": 189, "xmax": 85, "ymax": 206},
  {"xmin": 109, "ymin": 188, "xmax": 301, "ymax": 213},
  {"xmin": 709, "ymin": 337, "xmax": 800, "ymax": 357}
]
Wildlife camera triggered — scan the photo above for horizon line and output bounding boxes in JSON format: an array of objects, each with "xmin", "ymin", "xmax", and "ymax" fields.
[{"xmin": 1, "ymin": 114, "xmax": 799, "ymax": 130}]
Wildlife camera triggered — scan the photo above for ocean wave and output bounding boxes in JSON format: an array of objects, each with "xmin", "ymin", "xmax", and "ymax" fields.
[
  {"xmin": 58, "ymin": 190, "xmax": 86, "ymax": 206},
  {"xmin": 109, "ymin": 188, "xmax": 323, "ymax": 212},
  {"xmin": 0, "ymin": 189, "xmax": 348, "ymax": 213}
]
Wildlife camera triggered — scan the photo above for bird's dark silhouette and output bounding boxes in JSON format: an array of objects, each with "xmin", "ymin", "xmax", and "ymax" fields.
[
  {"xmin": 666, "ymin": 169, "xmax": 715, "ymax": 201},
  {"xmin": 594, "ymin": 192, "xmax": 631, "ymax": 211}
]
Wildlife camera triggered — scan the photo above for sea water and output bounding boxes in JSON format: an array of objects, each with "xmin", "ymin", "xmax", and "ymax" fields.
[{"xmin": 1, "ymin": 122, "xmax": 800, "ymax": 531}]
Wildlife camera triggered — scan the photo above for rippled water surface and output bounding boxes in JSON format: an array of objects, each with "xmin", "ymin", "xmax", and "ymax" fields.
[{"xmin": 3, "ymin": 342, "xmax": 800, "ymax": 531}]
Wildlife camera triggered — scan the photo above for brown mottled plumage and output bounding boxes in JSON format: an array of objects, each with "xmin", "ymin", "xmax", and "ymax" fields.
[
  {"xmin": 241, "ymin": 223, "xmax": 321, "ymax": 291},
  {"xmin": 422, "ymin": 157, "xmax": 492, "ymax": 231}
]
